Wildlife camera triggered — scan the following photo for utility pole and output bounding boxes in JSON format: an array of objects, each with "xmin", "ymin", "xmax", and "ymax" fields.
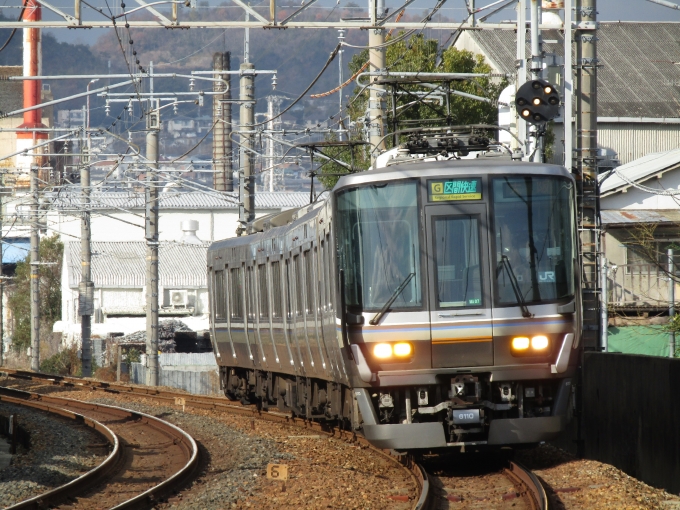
[
  {"xmin": 30, "ymin": 162, "xmax": 39, "ymax": 371},
  {"xmin": 575, "ymin": 0, "xmax": 600, "ymax": 351},
  {"xmin": 146, "ymin": 90, "xmax": 160, "ymax": 386},
  {"xmin": 368, "ymin": 0, "xmax": 386, "ymax": 166},
  {"xmin": 80, "ymin": 107, "xmax": 93, "ymax": 377},
  {"xmin": 238, "ymin": 62, "xmax": 255, "ymax": 235}
]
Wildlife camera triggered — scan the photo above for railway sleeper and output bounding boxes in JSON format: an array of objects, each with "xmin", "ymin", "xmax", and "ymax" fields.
[{"xmin": 220, "ymin": 367, "xmax": 356, "ymax": 426}]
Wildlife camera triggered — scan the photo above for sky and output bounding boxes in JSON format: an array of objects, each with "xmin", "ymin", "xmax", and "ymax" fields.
[{"xmin": 37, "ymin": 0, "xmax": 680, "ymax": 46}]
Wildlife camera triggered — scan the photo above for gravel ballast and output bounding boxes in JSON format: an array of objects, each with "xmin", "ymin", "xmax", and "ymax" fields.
[{"xmin": 0, "ymin": 402, "xmax": 107, "ymax": 509}]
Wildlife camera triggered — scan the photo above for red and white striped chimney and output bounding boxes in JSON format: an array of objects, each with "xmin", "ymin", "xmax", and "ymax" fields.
[{"xmin": 16, "ymin": 0, "xmax": 47, "ymax": 174}]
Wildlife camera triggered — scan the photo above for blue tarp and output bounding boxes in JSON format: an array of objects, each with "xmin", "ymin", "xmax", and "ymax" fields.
[{"xmin": 2, "ymin": 238, "xmax": 30, "ymax": 264}]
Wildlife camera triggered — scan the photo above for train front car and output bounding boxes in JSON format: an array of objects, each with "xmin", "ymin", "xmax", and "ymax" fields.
[{"xmin": 336, "ymin": 160, "xmax": 580, "ymax": 450}]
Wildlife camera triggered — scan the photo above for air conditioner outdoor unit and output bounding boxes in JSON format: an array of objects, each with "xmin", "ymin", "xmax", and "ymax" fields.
[{"xmin": 170, "ymin": 290, "xmax": 188, "ymax": 308}]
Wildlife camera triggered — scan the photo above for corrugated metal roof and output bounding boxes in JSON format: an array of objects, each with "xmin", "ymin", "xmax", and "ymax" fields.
[
  {"xmin": 49, "ymin": 190, "xmax": 311, "ymax": 211},
  {"xmin": 601, "ymin": 209, "xmax": 680, "ymax": 226},
  {"xmin": 468, "ymin": 22, "xmax": 680, "ymax": 119},
  {"xmin": 66, "ymin": 241, "xmax": 207, "ymax": 288},
  {"xmin": 598, "ymin": 148, "xmax": 680, "ymax": 195}
]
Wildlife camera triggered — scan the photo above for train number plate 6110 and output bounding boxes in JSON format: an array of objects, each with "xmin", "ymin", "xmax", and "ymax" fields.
[{"xmin": 452, "ymin": 408, "xmax": 481, "ymax": 424}]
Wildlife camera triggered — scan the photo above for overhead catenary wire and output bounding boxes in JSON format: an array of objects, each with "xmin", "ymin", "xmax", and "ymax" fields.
[{"xmin": 0, "ymin": 0, "xmax": 26, "ymax": 53}]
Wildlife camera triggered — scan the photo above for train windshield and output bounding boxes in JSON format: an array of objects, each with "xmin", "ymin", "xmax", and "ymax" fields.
[
  {"xmin": 492, "ymin": 176, "xmax": 575, "ymax": 306},
  {"xmin": 336, "ymin": 181, "xmax": 422, "ymax": 311}
]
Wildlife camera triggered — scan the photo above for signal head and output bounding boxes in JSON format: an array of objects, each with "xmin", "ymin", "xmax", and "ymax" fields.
[{"xmin": 515, "ymin": 79, "xmax": 560, "ymax": 125}]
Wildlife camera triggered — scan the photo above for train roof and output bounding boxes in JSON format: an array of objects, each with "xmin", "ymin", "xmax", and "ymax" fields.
[
  {"xmin": 208, "ymin": 160, "xmax": 573, "ymax": 252},
  {"xmin": 334, "ymin": 159, "xmax": 572, "ymax": 192}
]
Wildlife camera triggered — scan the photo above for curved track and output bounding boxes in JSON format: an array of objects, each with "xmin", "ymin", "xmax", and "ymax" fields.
[
  {"xmin": 0, "ymin": 384, "xmax": 199, "ymax": 510},
  {"xmin": 1, "ymin": 368, "xmax": 429, "ymax": 509},
  {"xmin": 422, "ymin": 454, "xmax": 547, "ymax": 510}
]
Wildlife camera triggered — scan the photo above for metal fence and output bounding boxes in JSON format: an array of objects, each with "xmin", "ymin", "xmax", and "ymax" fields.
[
  {"xmin": 129, "ymin": 353, "xmax": 221, "ymax": 395},
  {"xmin": 583, "ymin": 352, "xmax": 680, "ymax": 494}
]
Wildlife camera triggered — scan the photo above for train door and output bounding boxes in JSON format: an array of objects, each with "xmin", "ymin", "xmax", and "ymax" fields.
[{"xmin": 426, "ymin": 203, "xmax": 494, "ymax": 368}]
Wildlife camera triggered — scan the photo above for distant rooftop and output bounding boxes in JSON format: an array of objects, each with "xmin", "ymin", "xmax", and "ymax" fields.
[
  {"xmin": 49, "ymin": 190, "xmax": 311, "ymax": 211},
  {"xmin": 65, "ymin": 241, "xmax": 207, "ymax": 289},
  {"xmin": 599, "ymin": 148, "xmax": 680, "ymax": 196},
  {"xmin": 465, "ymin": 22, "xmax": 680, "ymax": 119}
]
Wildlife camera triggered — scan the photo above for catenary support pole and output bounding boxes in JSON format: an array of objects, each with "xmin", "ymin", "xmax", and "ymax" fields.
[
  {"xmin": 529, "ymin": 0, "xmax": 543, "ymax": 162},
  {"xmin": 0, "ymin": 171, "xmax": 3, "ymax": 367},
  {"xmin": 368, "ymin": 0, "xmax": 386, "ymax": 166},
  {"xmin": 600, "ymin": 256, "xmax": 608, "ymax": 352},
  {"xmin": 80, "ymin": 122, "xmax": 93, "ymax": 377},
  {"xmin": 145, "ymin": 98, "xmax": 160, "ymax": 386},
  {"xmin": 669, "ymin": 248, "xmax": 675, "ymax": 358},
  {"xmin": 238, "ymin": 62, "xmax": 255, "ymax": 235},
  {"xmin": 30, "ymin": 163, "xmax": 39, "ymax": 371},
  {"xmin": 575, "ymin": 0, "xmax": 599, "ymax": 351}
]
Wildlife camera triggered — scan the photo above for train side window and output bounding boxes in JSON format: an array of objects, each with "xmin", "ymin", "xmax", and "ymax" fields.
[
  {"xmin": 293, "ymin": 254, "xmax": 303, "ymax": 316},
  {"xmin": 318, "ymin": 242, "xmax": 326, "ymax": 312},
  {"xmin": 325, "ymin": 232, "xmax": 333, "ymax": 309},
  {"xmin": 271, "ymin": 260, "xmax": 283, "ymax": 319},
  {"xmin": 258, "ymin": 263, "xmax": 270, "ymax": 320},
  {"xmin": 246, "ymin": 266, "xmax": 256, "ymax": 320},
  {"xmin": 285, "ymin": 258, "xmax": 294, "ymax": 320},
  {"xmin": 304, "ymin": 250, "xmax": 315, "ymax": 314},
  {"xmin": 229, "ymin": 267, "xmax": 243, "ymax": 319},
  {"xmin": 214, "ymin": 270, "xmax": 227, "ymax": 321}
]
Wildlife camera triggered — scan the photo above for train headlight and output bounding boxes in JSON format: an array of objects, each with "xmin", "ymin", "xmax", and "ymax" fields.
[
  {"xmin": 373, "ymin": 343, "xmax": 392, "ymax": 358},
  {"xmin": 393, "ymin": 342, "xmax": 412, "ymax": 357},
  {"xmin": 531, "ymin": 335, "xmax": 549, "ymax": 350},
  {"xmin": 512, "ymin": 337, "xmax": 530, "ymax": 350}
]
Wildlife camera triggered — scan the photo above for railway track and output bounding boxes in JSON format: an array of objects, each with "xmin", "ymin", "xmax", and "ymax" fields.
[
  {"xmin": 1, "ymin": 368, "xmax": 430, "ymax": 509},
  {"xmin": 0, "ymin": 383, "xmax": 199, "ymax": 510},
  {"xmin": 423, "ymin": 452, "xmax": 547, "ymax": 509}
]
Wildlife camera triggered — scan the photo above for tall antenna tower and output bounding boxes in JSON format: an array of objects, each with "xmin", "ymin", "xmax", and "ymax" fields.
[{"xmin": 265, "ymin": 95, "xmax": 285, "ymax": 192}]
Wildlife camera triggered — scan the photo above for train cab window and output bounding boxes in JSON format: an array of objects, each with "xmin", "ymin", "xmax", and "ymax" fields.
[
  {"xmin": 229, "ymin": 267, "xmax": 243, "ymax": 319},
  {"xmin": 337, "ymin": 181, "xmax": 422, "ymax": 311},
  {"xmin": 433, "ymin": 216, "xmax": 483, "ymax": 308},
  {"xmin": 492, "ymin": 176, "xmax": 575, "ymax": 306},
  {"xmin": 213, "ymin": 270, "xmax": 227, "ymax": 321},
  {"xmin": 258, "ymin": 264, "xmax": 270, "ymax": 320},
  {"xmin": 271, "ymin": 261, "xmax": 283, "ymax": 319}
]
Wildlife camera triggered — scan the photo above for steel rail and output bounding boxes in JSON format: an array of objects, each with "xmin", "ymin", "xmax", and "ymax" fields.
[
  {"xmin": 0, "ymin": 384, "xmax": 199, "ymax": 510},
  {"xmin": 0, "ymin": 389, "xmax": 122, "ymax": 510},
  {"xmin": 1, "ymin": 368, "xmax": 429, "ymax": 509},
  {"xmin": 504, "ymin": 460, "xmax": 549, "ymax": 510}
]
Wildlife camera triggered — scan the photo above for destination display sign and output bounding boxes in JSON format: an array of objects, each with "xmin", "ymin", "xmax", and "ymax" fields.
[{"xmin": 428, "ymin": 178, "xmax": 482, "ymax": 202}]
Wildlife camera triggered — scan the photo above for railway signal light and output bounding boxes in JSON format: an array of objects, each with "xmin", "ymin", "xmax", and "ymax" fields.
[{"xmin": 515, "ymin": 79, "xmax": 560, "ymax": 124}]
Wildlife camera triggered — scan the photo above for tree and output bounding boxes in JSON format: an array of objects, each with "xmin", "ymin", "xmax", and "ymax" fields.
[
  {"xmin": 8, "ymin": 234, "xmax": 63, "ymax": 353},
  {"xmin": 318, "ymin": 35, "xmax": 506, "ymax": 188}
]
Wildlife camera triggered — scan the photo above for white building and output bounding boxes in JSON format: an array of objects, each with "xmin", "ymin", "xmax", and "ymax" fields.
[
  {"xmin": 58, "ymin": 240, "xmax": 210, "ymax": 345},
  {"xmin": 42, "ymin": 189, "xmax": 310, "ymax": 345}
]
